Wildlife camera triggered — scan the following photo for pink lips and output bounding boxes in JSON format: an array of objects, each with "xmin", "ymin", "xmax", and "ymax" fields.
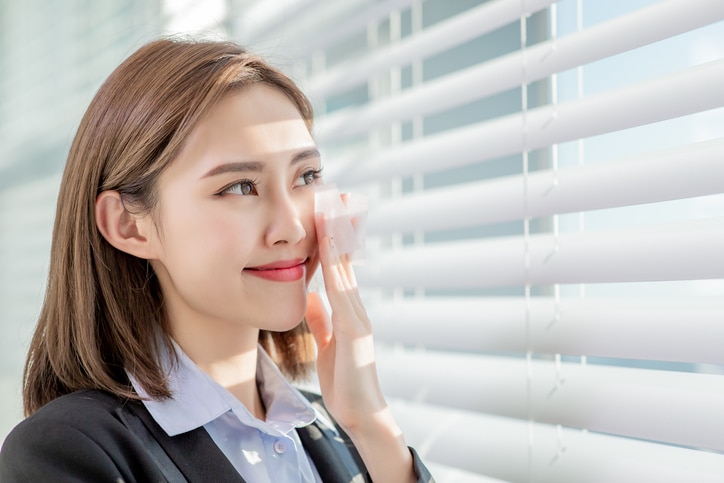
[{"xmin": 245, "ymin": 258, "xmax": 307, "ymax": 282}]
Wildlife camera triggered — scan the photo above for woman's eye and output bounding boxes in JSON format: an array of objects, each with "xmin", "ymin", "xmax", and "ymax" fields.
[
  {"xmin": 221, "ymin": 180, "xmax": 258, "ymax": 196},
  {"xmin": 295, "ymin": 169, "xmax": 323, "ymax": 187}
]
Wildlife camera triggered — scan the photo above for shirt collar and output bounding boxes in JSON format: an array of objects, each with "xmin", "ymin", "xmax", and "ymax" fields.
[{"xmin": 129, "ymin": 341, "xmax": 317, "ymax": 437}]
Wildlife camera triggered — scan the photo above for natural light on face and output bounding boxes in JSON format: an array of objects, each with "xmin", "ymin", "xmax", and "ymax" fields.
[{"xmin": 146, "ymin": 85, "xmax": 322, "ymax": 339}]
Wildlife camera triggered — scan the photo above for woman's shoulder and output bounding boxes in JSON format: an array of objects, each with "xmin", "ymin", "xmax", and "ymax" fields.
[
  {"xmin": 9, "ymin": 390, "xmax": 130, "ymax": 434},
  {"xmin": 0, "ymin": 390, "xmax": 158, "ymax": 482},
  {"xmin": 1, "ymin": 390, "xmax": 131, "ymax": 452}
]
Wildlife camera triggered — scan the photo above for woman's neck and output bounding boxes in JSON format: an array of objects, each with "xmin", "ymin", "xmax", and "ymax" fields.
[{"xmin": 172, "ymin": 322, "xmax": 266, "ymax": 420}]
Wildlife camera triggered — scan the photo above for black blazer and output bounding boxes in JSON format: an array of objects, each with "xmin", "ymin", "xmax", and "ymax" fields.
[{"xmin": 0, "ymin": 390, "xmax": 434, "ymax": 482}]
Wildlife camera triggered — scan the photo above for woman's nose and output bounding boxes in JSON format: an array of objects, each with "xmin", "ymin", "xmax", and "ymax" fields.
[{"xmin": 264, "ymin": 192, "xmax": 307, "ymax": 246}]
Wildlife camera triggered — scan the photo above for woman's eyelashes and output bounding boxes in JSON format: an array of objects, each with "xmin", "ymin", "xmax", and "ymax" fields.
[
  {"xmin": 294, "ymin": 167, "xmax": 323, "ymax": 187},
  {"xmin": 219, "ymin": 179, "xmax": 259, "ymax": 196},
  {"xmin": 217, "ymin": 168, "xmax": 322, "ymax": 197}
]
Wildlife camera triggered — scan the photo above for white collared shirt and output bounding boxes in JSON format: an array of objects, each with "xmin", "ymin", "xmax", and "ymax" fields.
[{"xmin": 129, "ymin": 342, "xmax": 323, "ymax": 482}]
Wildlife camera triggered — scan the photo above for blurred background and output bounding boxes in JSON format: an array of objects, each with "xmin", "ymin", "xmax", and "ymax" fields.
[{"xmin": 1, "ymin": 0, "xmax": 724, "ymax": 481}]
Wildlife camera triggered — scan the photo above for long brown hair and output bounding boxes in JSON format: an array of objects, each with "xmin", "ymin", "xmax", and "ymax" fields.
[{"xmin": 23, "ymin": 38, "xmax": 316, "ymax": 416}]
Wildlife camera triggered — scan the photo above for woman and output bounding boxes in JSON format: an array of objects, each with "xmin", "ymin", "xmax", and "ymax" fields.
[{"xmin": 0, "ymin": 38, "xmax": 433, "ymax": 482}]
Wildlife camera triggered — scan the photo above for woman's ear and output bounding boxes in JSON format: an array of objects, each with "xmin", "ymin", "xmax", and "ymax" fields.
[{"xmin": 95, "ymin": 191, "xmax": 157, "ymax": 259}]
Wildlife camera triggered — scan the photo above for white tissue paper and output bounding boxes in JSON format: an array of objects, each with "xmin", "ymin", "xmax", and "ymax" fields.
[{"xmin": 314, "ymin": 183, "xmax": 367, "ymax": 263}]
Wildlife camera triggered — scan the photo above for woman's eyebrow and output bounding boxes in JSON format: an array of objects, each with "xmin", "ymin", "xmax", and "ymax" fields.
[
  {"xmin": 290, "ymin": 147, "xmax": 321, "ymax": 165},
  {"xmin": 202, "ymin": 148, "xmax": 320, "ymax": 179},
  {"xmin": 202, "ymin": 161, "xmax": 263, "ymax": 178}
]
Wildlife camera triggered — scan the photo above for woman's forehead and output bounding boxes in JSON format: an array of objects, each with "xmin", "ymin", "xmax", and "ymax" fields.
[{"xmin": 162, "ymin": 86, "xmax": 317, "ymax": 181}]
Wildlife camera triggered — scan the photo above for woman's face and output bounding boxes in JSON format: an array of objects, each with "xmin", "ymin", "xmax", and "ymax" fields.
[{"xmin": 146, "ymin": 85, "xmax": 321, "ymax": 336}]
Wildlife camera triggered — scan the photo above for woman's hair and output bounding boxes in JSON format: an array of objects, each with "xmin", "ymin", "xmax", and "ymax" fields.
[{"xmin": 23, "ymin": 38, "xmax": 317, "ymax": 416}]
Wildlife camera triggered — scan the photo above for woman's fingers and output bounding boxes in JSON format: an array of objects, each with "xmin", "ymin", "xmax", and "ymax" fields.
[
  {"xmin": 315, "ymin": 212, "xmax": 348, "ymax": 292},
  {"xmin": 314, "ymin": 212, "xmax": 370, "ymax": 335}
]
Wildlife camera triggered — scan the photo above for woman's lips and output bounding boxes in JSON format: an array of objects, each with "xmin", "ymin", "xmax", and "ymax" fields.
[{"xmin": 245, "ymin": 258, "xmax": 307, "ymax": 282}]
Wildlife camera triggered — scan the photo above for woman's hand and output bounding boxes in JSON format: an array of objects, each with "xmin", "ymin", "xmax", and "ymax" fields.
[
  {"xmin": 305, "ymin": 211, "xmax": 383, "ymax": 430},
  {"xmin": 305, "ymin": 210, "xmax": 417, "ymax": 483}
]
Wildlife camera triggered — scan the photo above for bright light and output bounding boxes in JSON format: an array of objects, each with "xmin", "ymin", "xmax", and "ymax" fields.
[{"xmin": 163, "ymin": 0, "xmax": 227, "ymax": 34}]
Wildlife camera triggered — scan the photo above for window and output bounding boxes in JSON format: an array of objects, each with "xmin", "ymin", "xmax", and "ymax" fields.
[
  {"xmin": 2, "ymin": 2, "xmax": 723, "ymax": 480},
  {"xmin": 232, "ymin": 0, "xmax": 724, "ymax": 480}
]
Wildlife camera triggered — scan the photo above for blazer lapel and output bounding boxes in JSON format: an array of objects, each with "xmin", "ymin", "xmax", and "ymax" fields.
[
  {"xmin": 120, "ymin": 401, "xmax": 245, "ymax": 483},
  {"xmin": 119, "ymin": 391, "xmax": 375, "ymax": 483},
  {"xmin": 297, "ymin": 390, "xmax": 370, "ymax": 483},
  {"xmin": 297, "ymin": 421, "xmax": 367, "ymax": 483}
]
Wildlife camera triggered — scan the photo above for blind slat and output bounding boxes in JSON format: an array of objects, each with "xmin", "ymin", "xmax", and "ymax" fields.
[
  {"xmin": 425, "ymin": 463, "xmax": 509, "ymax": 483},
  {"xmin": 288, "ymin": 0, "xmax": 418, "ymax": 60},
  {"xmin": 316, "ymin": 0, "xmax": 724, "ymax": 142},
  {"xmin": 380, "ymin": 351, "xmax": 724, "ymax": 452},
  {"xmin": 305, "ymin": 0, "xmax": 556, "ymax": 100},
  {"xmin": 392, "ymin": 400, "xmax": 724, "ymax": 482},
  {"xmin": 366, "ymin": 138, "xmax": 724, "ymax": 235},
  {"xmin": 358, "ymin": 218, "xmax": 724, "ymax": 288},
  {"xmin": 234, "ymin": 0, "xmax": 318, "ymax": 42},
  {"xmin": 327, "ymin": 59, "xmax": 724, "ymax": 185},
  {"xmin": 369, "ymin": 297, "xmax": 724, "ymax": 364}
]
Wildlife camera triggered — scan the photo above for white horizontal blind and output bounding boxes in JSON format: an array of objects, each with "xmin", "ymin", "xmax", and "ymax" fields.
[{"xmin": 231, "ymin": 0, "xmax": 724, "ymax": 481}]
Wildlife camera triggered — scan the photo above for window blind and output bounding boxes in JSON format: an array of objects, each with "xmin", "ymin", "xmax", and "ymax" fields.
[{"xmin": 228, "ymin": 0, "xmax": 724, "ymax": 481}]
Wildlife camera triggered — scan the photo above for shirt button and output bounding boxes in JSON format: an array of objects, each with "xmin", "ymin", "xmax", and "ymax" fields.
[{"xmin": 273, "ymin": 440, "xmax": 286, "ymax": 454}]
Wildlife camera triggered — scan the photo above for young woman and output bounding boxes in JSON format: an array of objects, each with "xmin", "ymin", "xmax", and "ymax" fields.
[{"xmin": 0, "ymin": 38, "xmax": 433, "ymax": 482}]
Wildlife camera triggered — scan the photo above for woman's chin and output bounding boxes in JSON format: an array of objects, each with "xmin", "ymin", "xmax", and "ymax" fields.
[{"xmin": 261, "ymin": 310, "xmax": 308, "ymax": 333}]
